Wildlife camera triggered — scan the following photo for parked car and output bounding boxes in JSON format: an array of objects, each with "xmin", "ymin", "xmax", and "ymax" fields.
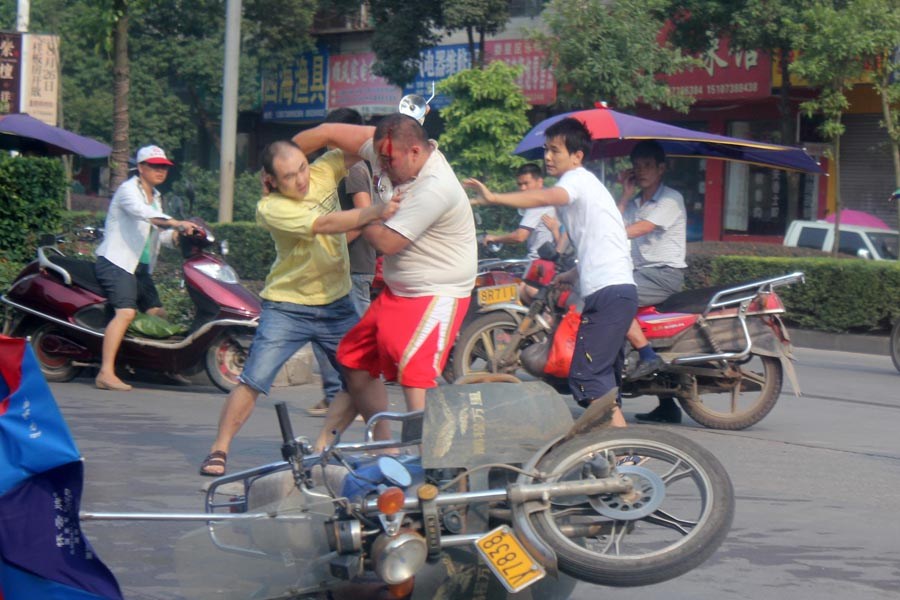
[{"xmin": 783, "ymin": 220, "xmax": 898, "ymax": 260}]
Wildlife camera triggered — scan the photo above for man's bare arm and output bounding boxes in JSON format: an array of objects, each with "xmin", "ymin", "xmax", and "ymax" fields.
[
  {"xmin": 312, "ymin": 199, "xmax": 398, "ymax": 235},
  {"xmin": 362, "ymin": 223, "xmax": 411, "ymax": 255},
  {"xmin": 292, "ymin": 124, "xmax": 376, "ymax": 160},
  {"xmin": 464, "ymin": 178, "xmax": 569, "ymax": 208},
  {"xmin": 626, "ymin": 220, "xmax": 656, "ymax": 239}
]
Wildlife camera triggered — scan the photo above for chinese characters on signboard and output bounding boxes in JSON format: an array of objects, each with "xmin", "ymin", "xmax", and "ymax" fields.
[
  {"xmin": 263, "ymin": 39, "xmax": 557, "ymax": 122},
  {"xmin": 0, "ymin": 32, "xmax": 22, "ymax": 116},
  {"xmin": 665, "ymin": 37, "xmax": 771, "ymax": 101},
  {"xmin": 21, "ymin": 34, "xmax": 60, "ymax": 126}
]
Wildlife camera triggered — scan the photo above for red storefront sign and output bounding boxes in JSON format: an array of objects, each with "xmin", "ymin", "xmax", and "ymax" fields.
[
  {"xmin": 483, "ymin": 39, "xmax": 557, "ymax": 105},
  {"xmin": 665, "ymin": 37, "xmax": 771, "ymax": 101},
  {"xmin": 328, "ymin": 52, "xmax": 399, "ymax": 112}
]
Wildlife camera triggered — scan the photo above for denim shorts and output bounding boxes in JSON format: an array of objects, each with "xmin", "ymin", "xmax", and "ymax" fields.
[{"xmin": 239, "ymin": 296, "xmax": 359, "ymax": 395}]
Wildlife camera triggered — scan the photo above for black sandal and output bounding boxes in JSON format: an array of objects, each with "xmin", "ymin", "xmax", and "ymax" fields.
[{"xmin": 199, "ymin": 450, "xmax": 227, "ymax": 476}]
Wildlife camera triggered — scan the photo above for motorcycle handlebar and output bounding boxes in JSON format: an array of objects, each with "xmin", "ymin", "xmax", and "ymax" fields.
[{"xmin": 275, "ymin": 402, "xmax": 295, "ymax": 446}]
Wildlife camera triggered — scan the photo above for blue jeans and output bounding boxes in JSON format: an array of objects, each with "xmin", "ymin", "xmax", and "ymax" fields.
[{"xmin": 239, "ymin": 297, "xmax": 359, "ymax": 395}]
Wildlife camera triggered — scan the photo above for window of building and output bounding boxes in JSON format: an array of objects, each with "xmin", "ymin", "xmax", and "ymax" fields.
[{"xmin": 724, "ymin": 120, "xmax": 817, "ymax": 236}]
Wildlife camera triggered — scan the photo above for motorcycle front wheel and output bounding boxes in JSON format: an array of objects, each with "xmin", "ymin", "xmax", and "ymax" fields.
[
  {"xmin": 450, "ymin": 312, "xmax": 522, "ymax": 382},
  {"xmin": 678, "ymin": 354, "xmax": 782, "ymax": 429},
  {"xmin": 529, "ymin": 426, "xmax": 734, "ymax": 587},
  {"xmin": 205, "ymin": 332, "xmax": 248, "ymax": 393}
]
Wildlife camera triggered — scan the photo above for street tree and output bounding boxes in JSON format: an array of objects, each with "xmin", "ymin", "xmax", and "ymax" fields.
[
  {"xmin": 441, "ymin": 0, "xmax": 509, "ymax": 68},
  {"xmin": 437, "ymin": 61, "xmax": 531, "ymax": 231},
  {"xmin": 535, "ymin": 0, "xmax": 696, "ymax": 111},
  {"xmin": 790, "ymin": 0, "xmax": 892, "ymax": 256},
  {"xmin": 368, "ymin": 0, "xmax": 443, "ymax": 87}
]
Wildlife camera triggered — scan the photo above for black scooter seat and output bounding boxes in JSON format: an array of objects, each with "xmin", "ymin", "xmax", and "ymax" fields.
[
  {"xmin": 655, "ymin": 283, "xmax": 740, "ymax": 315},
  {"xmin": 48, "ymin": 255, "xmax": 107, "ymax": 297}
]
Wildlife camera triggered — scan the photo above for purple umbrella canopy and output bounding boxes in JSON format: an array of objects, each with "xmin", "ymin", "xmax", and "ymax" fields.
[
  {"xmin": 515, "ymin": 106, "xmax": 822, "ymax": 173},
  {"xmin": 0, "ymin": 113, "xmax": 111, "ymax": 158}
]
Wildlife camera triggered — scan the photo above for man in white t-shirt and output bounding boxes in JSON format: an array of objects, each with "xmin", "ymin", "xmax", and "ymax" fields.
[
  {"xmin": 483, "ymin": 163, "xmax": 556, "ymax": 259},
  {"xmin": 466, "ymin": 118, "xmax": 636, "ymax": 427},
  {"xmin": 292, "ymin": 114, "xmax": 477, "ymax": 447}
]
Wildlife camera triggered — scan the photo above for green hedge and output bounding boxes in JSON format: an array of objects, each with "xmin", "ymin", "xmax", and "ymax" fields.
[
  {"xmin": 701, "ymin": 256, "xmax": 900, "ymax": 333},
  {"xmin": 211, "ymin": 221, "xmax": 274, "ymax": 281},
  {"xmin": 0, "ymin": 154, "xmax": 67, "ymax": 263}
]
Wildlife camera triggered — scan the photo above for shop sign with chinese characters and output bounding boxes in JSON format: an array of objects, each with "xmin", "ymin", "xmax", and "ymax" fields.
[
  {"xmin": 0, "ymin": 32, "xmax": 22, "ymax": 116},
  {"xmin": 665, "ymin": 37, "xmax": 771, "ymax": 101},
  {"xmin": 20, "ymin": 34, "xmax": 59, "ymax": 125},
  {"xmin": 262, "ymin": 39, "xmax": 557, "ymax": 122}
]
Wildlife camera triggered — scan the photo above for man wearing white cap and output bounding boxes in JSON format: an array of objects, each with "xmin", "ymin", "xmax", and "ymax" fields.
[{"xmin": 94, "ymin": 145, "xmax": 198, "ymax": 391}]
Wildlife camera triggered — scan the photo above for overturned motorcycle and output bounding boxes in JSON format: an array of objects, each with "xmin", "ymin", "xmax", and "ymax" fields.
[{"xmin": 82, "ymin": 381, "xmax": 734, "ymax": 599}]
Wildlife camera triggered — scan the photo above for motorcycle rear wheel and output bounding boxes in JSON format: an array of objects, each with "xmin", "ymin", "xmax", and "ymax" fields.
[
  {"xmin": 205, "ymin": 332, "xmax": 248, "ymax": 393},
  {"xmin": 450, "ymin": 312, "xmax": 522, "ymax": 382},
  {"xmin": 529, "ymin": 426, "xmax": 734, "ymax": 587},
  {"xmin": 678, "ymin": 354, "xmax": 782, "ymax": 430},
  {"xmin": 27, "ymin": 322, "xmax": 82, "ymax": 382}
]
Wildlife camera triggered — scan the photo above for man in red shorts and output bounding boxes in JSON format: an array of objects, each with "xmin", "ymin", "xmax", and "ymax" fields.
[{"xmin": 292, "ymin": 114, "xmax": 477, "ymax": 447}]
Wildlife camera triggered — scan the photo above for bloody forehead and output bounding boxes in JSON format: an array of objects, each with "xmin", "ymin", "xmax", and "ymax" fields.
[{"xmin": 376, "ymin": 128, "xmax": 394, "ymax": 157}]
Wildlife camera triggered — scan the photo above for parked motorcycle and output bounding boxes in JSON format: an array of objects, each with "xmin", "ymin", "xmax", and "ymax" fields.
[
  {"xmin": 82, "ymin": 380, "xmax": 734, "ymax": 598},
  {"xmin": 450, "ymin": 251, "xmax": 805, "ymax": 430},
  {"xmin": 0, "ymin": 219, "xmax": 260, "ymax": 392}
]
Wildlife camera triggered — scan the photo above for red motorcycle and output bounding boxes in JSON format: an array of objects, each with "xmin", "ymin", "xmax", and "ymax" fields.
[
  {"xmin": 450, "ymin": 254, "xmax": 805, "ymax": 430},
  {"xmin": 0, "ymin": 220, "xmax": 260, "ymax": 392}
]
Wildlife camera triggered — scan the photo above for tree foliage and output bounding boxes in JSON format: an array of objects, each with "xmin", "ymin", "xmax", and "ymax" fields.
[
  {"xmin": 437, "ymin": 61, "xmax": 532, "ymax": 231},
  {"xmin": 442, "ymin": 0, "xmax": 509, "ymax": 67},
  {"xmin": 369, "ymin": 0, "xmax": 443, "ymax": 87},
  {"xmin": 536, "ymin": 0, "xmax": 697, "ymax": 111}
]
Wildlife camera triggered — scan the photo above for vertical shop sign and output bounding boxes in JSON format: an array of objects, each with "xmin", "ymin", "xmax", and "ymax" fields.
[
  {"xmin": 20, "ymin": 34, "xmax": 60, "ymax": 125},
  {"xmin": 0, "ymin": 32, "xmax": 22, "ymax": 116}
]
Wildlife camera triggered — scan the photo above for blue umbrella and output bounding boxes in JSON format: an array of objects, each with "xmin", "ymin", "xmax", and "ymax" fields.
[
  {"xmin": 515, "ymin": 105, "xmax": 822, "ymax": 173},
  {"xmin": 0, "ymin": 113, "xmax": 111, "ymax": 159}
]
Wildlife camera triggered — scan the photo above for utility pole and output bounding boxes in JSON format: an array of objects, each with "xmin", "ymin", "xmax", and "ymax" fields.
[
  {"xmin": 16, "ymin": 0, "xmax": 29, "ymax": 32},
  {"xmin": 218, "ymin": 0, "xmax": 241, "ymax": 223}
]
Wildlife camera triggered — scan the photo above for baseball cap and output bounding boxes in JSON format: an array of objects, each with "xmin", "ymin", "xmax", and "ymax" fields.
[{"xmin": 136, "ymin": 145, "xmax": 174, "ymax": 166}]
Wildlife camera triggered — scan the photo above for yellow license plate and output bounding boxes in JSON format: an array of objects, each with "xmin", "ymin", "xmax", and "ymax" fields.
[
  {"xmin": 474, "ymin": 525, "xmax": 545, "ymax": 593},
  {"xmin": 477, "ymin": 284, "xmax": 518, "ymax": 306}
]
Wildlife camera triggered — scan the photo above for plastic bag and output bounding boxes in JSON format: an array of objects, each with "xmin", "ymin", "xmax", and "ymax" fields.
[
  {"xmin": 544, "ymin": 305, "xmax": 581, "ymax": 378},
  {"xmin": 127, "ymin": 312, "xmax": 187, "ymax": 338}
]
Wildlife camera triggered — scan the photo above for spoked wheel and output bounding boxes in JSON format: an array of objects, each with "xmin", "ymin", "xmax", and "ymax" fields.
[
  {"xmin": 205, "ymin": 333, "xmax": 248, "ymax": 393},
  {"xmin": 450, "ymin": 312, "xmax": 524, "ymax": 382},
  {"xmin": 890, "ymin": 319, "xmax": 900, "ymax": 373},
  {"xmin": 28, "ymin": 322, "xmax": 82, "ymax": 382},
  {"xmin": 530, "ymin": 427, "xmax": 734, "ymax": 587},
  {"xmin": 678, "ymin": 354, "xmax": 783, "ymax": 430}
]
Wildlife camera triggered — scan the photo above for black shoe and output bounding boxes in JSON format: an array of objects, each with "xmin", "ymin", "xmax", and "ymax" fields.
[
  {"xmin": 628, "ymin": 355, "xmax": 666, "ymax": 380},
  {"xmin": 635, "ymin": 403, "xmax": 682, "ymax": 424}
]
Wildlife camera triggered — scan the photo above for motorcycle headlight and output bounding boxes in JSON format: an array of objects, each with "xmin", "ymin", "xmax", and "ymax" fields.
[
  {"xmin": 195, "ymin": 262, "xmax": 240, "ymax": 284},
  {"xmin": 372, "ymin": 531, "xmax": 427, "ymax": 585}
]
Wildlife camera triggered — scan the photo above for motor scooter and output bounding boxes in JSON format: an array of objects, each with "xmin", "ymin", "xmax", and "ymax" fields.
[{"xmin": 0, "ymin": 219, "xmax": 260, "ymax": 392}]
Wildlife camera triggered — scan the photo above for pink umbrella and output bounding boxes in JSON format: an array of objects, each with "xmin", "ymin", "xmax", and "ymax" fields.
[{"xmin": 824, "ymin": 209, "xmax": 891, "ymax": 230}]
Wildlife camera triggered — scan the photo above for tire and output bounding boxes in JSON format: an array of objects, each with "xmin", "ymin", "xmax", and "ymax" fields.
[
  {"xmin": 450, "ymin": 312, "xmax": 522, "ymax": 382},
  {"xmin": 205, "ymin": 332, "xmax": 248, "ymax": 393},
  {"xmin": 529, "ymin": 426, "xmax": 734, "ymax": 587},
  {"xmin": 890, "ymin": 319, "xmax": 900, "ymax": 373},
  {"xmin": 27, "ymin": 322, "xmax": 81, "ymax": 382},
  {"xmin": 677, "ymin": 354, "xmax": 783, "ymax": 430}
]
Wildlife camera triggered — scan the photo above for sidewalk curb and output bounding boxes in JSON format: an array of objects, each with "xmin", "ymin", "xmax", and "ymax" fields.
[{"xmin": 790, "ymin": 329, "xmax": 890, "ymax": 356}]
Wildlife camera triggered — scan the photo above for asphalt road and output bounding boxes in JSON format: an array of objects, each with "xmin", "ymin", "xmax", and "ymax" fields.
[{"xmin": 54, "ymin": 347, "xmax": 900, "ymax": 600}]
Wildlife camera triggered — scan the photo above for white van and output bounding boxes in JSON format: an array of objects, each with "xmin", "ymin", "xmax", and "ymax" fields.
[{"xmin": 783, "ymin": 220, "xmax": 898, "ymax": 260}]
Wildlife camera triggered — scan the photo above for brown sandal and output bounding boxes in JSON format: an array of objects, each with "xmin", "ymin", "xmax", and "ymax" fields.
[{"xmin": 199, "ymin": 450, "xmax": 227, "ymax": 476}]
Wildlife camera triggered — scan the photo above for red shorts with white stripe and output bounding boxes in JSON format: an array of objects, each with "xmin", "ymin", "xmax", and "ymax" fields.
[{"xmin": 337, "ymin": 288, "xmax": 470, "ymax": 389}]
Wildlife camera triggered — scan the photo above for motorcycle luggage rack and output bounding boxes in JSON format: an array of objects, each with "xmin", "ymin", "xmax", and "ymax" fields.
[{"xmin": 671, "ymin": 271, "xmax": 804, "ymax": 365}]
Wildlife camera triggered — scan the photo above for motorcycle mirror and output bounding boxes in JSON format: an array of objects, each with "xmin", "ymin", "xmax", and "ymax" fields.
[
  {"xmin": 397, "ymin": 82, "xmax": 435, "ymax": 124},
  {"xmin": 377, "ymin": 456, "xmax": 412, "ymax": 488}
]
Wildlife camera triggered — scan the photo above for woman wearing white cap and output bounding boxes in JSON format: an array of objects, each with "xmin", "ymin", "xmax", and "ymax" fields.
[{"xmin": 93, "ymin": 145, "xmax": 198, "ymax": 391}]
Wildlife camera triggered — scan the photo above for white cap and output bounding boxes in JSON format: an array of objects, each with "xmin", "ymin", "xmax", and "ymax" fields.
[{"xmin": 136, "ymin": 145, "xmax": 174, "ymax": 166}]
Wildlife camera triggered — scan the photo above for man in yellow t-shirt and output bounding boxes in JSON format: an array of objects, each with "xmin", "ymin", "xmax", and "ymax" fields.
[{"xmin": 199, "ymin": 140, "xmax": 399, "ymax": 476}]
